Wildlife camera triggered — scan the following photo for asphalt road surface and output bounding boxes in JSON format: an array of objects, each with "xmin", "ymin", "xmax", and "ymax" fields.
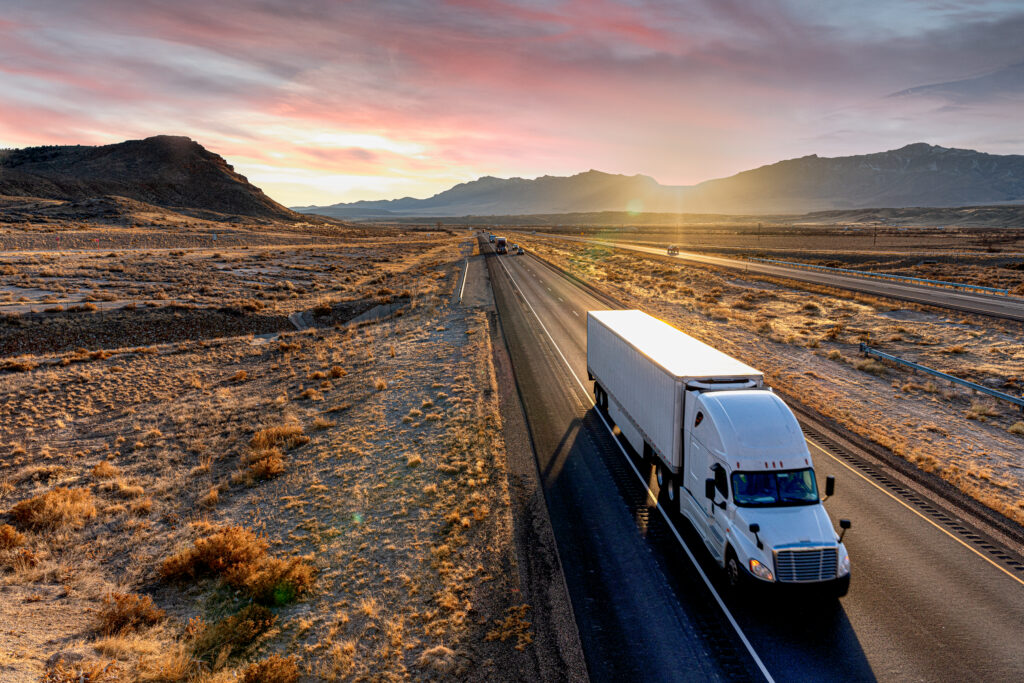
[
  {"xmin": 483, "ymin": 237, "xmax": 1024, "ymax": 682},
  {"xmin": 533, "ymin": 234, "xmax": 1024, "ymax": 322}
]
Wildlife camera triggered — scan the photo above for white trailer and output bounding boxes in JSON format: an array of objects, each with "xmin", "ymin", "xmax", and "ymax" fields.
[{"xmin": 587, "ymin": 310, "xmax": 851, "ymax": 595}]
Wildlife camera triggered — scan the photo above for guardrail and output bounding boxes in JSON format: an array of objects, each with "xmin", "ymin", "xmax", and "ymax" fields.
[
  {"xmin": 859, "ymin": 343, "xmax": 1024, "ymax": 411},
  {"xmin": 750, "ymin": 258, "xmax": 1011, "ymax": 296}
]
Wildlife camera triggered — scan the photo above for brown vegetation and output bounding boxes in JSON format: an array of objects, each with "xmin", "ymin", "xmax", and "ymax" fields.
[
  {"xmin": 9, "ymin": 488, "xmax": 97, "ymax": 530},
  {"xmin": 94, "ymin": 593, "xmax": 166, "ymax": 636}
]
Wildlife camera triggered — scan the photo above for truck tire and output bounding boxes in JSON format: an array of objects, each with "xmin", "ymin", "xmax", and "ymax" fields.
[
  {"xmin": 725, "ymin": 549, "xmax": 745, "ymax": 591},
  {"xmin": 656, "ymin": 464, "xmax": 678, "ymax": 508}
]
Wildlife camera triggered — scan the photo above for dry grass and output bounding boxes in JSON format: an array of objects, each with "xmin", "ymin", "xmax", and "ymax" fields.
[
  {"xmin": 853, "ymin": 358, "xmax": 887, "ymax": 376},
  {"xmin": 0, "ymin": 523, "xmax": 26, "ymax": 549},
  {"xmin": 94, "ymin": 592, "xmax": 166, "ymax": 635},
  {"xmin": 967, "ymin": 401, "xmax": 1001, "ymax": 421},
  {"xmin": 1008, "ymin": 421, "xmax": 1024, "ymax": 436},
  {"xmin": 189, "ymin": 604, "xmax": 277, "ymax": 669},
  {"xmin": 241, "ymin": 654, "xmax": 300, "ymax": 683},
  {"xmin": 91, "ymin": 461, "xmax": 119, "ymax": 479},
  {"xmin": 249, "ymin": 424, "xmax": 309, "ymax": 451},
  {"xmin": 160, "ymin": 525, "xmax": 314, "ymax": 605},
  {"xmin": 42, "ymin": 658, "xmax": 119, "ymax": 683},
  {"xmin": 160, "ymin": 525, "xmax": 267, "ymax": 580},
  {"xmin": 244, "ymin": 448, "xmax": 287, "ymax": 481},
  {"xmin": 417, "ymin": 645, "xmax": 457, "ymax": 674},
  {"xmin": 9, "ymin": 487, "xmax": 97, "ymax": 530}
]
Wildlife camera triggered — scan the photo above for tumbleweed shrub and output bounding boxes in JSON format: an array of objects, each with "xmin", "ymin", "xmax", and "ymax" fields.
[
  {"xmin": 189, "ymin": 604, "xmax": 277, "ymax": 667},
  {"xmin": 10, "ymin": 487, "xmax": 97, "ymax": 530},
  {"xmin": 0, "ymin": 523, "xmax": 26, "ymax": 549},
  {"xmin": 226, "ymin": 555, "xmax": 316, "ymax": 606},
  {"xmin": 160, "ymin": 526, "xmax": 267, "ymax": 581},
  {"xmin": 249, "ymin": 424, "xmax": 309, "ymax": 451},
  {"xmin": 95, "ymin": 592, "xmax": 166, "ymax": 635},
  {"xmin": 241, "ymin": 654, "xmax": 300, "ymax": 683},
  {"xmin": 244, "ymin": 447, "xmax": 287, "ymax": 481},
  {"xmin": 160, "ymin": 526, "xmax": 313, "ymax": 604}
]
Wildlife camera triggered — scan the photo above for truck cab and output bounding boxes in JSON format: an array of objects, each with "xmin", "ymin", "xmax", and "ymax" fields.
[{"xmin": 682, "ymin": 389, "xmax": 850, "ymax": 595}]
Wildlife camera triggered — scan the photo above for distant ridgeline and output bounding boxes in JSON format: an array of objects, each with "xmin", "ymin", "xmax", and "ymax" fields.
[{"xmin": 295, "ymin": 143, "xmax": 1024, "ymax": 219}]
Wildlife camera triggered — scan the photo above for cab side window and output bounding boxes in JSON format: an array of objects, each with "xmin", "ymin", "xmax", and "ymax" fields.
[{"xmin": 713, "ymin": 464, "xmax": 728, "ymax": 498}]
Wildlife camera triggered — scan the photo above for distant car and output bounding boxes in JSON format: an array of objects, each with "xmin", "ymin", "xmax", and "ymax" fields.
[
  {"xmin": 510, "ymin": 243, "xmax": 519, "ymax": 253},
  {"xmin": 667, "ymin": 245, "xmax": 679, "ymax": 255},
  {"xmin": 517, "ymin": 247, "xmax": 525, "ymax": 255},
  {"xmin": 488, "ymin": 235, "xmax": 496, "ymax": 243}
]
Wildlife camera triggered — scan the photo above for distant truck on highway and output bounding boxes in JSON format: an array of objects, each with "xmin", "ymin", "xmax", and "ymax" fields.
[
  {"xmin": 495, "ymin": 237, "xmax": 508, "ymax": 254},
  {"xmin": 587, "ymin": 310, "xmax": 851, "ymax": 596},
  {"xmin": 667, "ymin": 245, "xmax": 679, "ymax": 255}
]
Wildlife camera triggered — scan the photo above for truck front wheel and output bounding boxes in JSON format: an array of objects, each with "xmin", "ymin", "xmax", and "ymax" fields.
[{"xmin": 725, "ymin": 550, "xmax": 745, "ymax": 591}]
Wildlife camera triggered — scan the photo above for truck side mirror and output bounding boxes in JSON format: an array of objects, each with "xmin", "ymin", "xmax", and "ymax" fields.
[
  {"xmin": 705, "ymin": 479, "xmax": 715, "ymax": 501},
  {"xmin": 839, "ymin": 518, "xmax": 851, "ymax": 543},
  {"xmin": 748, "ymin": 523, "xmax": 763, "ymax": 550},
  {"xmin": 825, "ymin": 475, "xmax": 835, "ymax": 498}
]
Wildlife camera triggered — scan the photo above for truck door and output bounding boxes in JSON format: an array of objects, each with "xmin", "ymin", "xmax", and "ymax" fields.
[
  {"xmin": 706, "ymin": 460, "xmax": 731, "ymax": 557},
  {"xmin": 685, "ymin": 436, "xmax": 715, "ymax": 549}
]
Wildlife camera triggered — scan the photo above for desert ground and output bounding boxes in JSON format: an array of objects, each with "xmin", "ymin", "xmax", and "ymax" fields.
[
  {"xmin": 513, "ymin": 233, "xmax": 1024, "ymax": 527},
  {"xmin": 0, "ymin": 217, "xmax": 550, "ymax": 681}
]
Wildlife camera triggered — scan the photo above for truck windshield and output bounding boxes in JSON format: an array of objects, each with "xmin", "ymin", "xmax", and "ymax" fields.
[{"xmin": 731, "ymin": 468, "xmax": 818, "ymax": 507}]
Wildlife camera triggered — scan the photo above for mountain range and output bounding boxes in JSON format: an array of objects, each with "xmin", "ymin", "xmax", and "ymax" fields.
[
  {"xmin": 0, "ymin": 136, "xmax": 297, "ymax": 221},
  {"xmin": 295, "ymin": 143, "xmax": 1024, "ymax": 218}
]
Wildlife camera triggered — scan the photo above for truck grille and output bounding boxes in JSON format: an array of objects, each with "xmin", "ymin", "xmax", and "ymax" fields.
[{"xmin": 774, "ymin": 547, "xmax": 838, "ymax": 582}]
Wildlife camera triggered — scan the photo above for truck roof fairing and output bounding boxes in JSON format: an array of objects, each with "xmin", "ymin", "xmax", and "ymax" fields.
[{"xmin": 694, "ymin": 390, "xmax": 811, "ymax": 470}]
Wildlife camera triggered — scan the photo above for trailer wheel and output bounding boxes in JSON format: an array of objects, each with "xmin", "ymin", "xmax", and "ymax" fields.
[
  {"xmin": 664, "ymin": 476, "xmax": 677, "ymax": 503},
  {"xmin": 656, "ymin": 465, "xmax": 677, "ymax": 507}
]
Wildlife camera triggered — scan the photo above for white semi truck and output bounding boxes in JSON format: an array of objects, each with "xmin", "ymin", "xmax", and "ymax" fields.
[{"xmin": 587, "ymin": 310, "xmax": 851, "ymax": 596}]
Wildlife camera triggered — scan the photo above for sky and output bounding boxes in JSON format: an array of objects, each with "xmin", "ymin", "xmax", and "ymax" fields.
[{"xmin": 2, "ymin": 0, "xmax": 1023, "ymax": 207}]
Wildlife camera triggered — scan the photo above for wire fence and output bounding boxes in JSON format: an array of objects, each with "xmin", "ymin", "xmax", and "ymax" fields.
[
  {"xmin": 859, "ymin": 343, "xmax": 1024, "ymax": 411},
  {"xmin": 750, "ymin": 258, "xmax": 1012, "ymax": 296}
]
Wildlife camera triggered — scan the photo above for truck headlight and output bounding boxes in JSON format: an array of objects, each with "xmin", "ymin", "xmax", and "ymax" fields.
[
  {"xmin": 749, "ymin": 558, "xmax": 774, "ymax": 582},
  {"xmin": 838, "ymin": 553, "xmax": 851, "ymax": 577}
]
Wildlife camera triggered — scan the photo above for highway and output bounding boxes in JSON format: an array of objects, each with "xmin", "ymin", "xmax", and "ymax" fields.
[
  {"xmin": 481, "ymin": 237, "xmax": 1024, "ymax": 682},
  {"xmin": 531, "ymin": 234, "xmax": 1024, "ymax": 322}
]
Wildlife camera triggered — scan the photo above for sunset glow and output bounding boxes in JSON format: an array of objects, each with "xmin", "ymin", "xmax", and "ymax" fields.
[{"xmin": 3, "ymin": 0, "xmax": 1023, "ymax": 206}]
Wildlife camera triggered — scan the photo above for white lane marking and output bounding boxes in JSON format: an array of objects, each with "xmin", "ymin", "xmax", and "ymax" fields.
[
  {"xmin": 808, "ymin": 441, "xmax": 1024, "ymax": 587},
  {"xmin": 558, "ymin": 297, "xmax": 563, "ymax": 302},
  {"xmin": 572, "ymin": 310, "xmax": 579, "ymax": 317},
  {"xmin": 458, "ymin": 258, "xmax": 469, "ymax": 303},
  {"xmin": 494, "ymin": 255, "xmax": 775, "ymax": 683}
]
